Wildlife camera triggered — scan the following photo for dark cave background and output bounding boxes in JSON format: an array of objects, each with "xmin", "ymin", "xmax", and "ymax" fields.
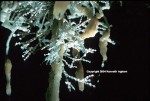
[{"xmin": 0, "ymin": 1, "xmax": 149, "ymax": 101}]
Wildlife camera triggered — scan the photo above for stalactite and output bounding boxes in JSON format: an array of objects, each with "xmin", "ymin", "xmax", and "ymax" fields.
[
  {"xmin": 46, "ymin": 44, "xmax": 65, "ymax": 101},
  {"xmin": 72, "ymin": 48, "xmax": 84, "ymax": 91},
  {"xmin": 53, "ymin": 1, "xmax": 70, "ymax": 20},
  {"xmin": 4, "ymin": 56, "xmax": 12, "ymax": 96},
  {"xmin": 99, "ymin": 28, "xmax": 110, "ymax": 67},
  {"xmin": 80, "ymin": 16, "xmax": 100, "ymax": 39}
]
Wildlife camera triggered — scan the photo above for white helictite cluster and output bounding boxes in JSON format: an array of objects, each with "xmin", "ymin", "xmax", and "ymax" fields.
[{"xmin": 0, "ymin": 1, "xmax": 116, "ymax": 100}]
